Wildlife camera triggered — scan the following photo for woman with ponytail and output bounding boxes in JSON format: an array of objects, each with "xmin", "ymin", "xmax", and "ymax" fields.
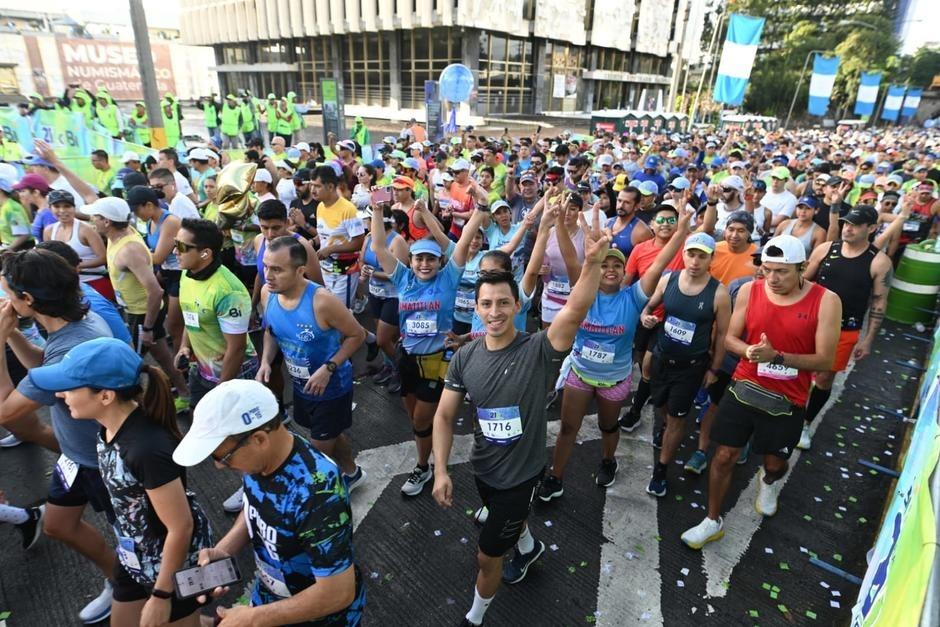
[{"xmin": 29, "ymin": 337, "xmax": 212, "ymax": 627}]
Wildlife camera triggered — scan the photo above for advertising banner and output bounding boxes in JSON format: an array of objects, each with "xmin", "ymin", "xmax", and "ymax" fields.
[{"xmin": 55, "ymin": 38, "xmax": 176, "ymax": 101}]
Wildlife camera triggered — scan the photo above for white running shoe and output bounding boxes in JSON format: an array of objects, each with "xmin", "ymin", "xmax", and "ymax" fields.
[
  {"xmin": 78, "ymin": 579, "xmax": 113, "ymax": 624},
  {"xmin": 400, "ymin": 466, "xmax": 432, "ymax": 497},
  {"xmin": 755, "ymin": 469, "xmax": 783, "ymax": 517},
  {"xmin": 797, "ymin": 424, "xmax": 812, "ymax": 450},
  {"xmin": 681, "ymin": 516, "xmax": 724, "ymax": 550},
  {"xmin": 0, "ymin": 433, "xmax": 22, "ymax": 448},
  {"xmin": 473, "ymin": 506, "xmax": 489, "ymax": 525},
  {"xmin": 223, "ymin": 486, "xmax": 245, "ymax": 513}
]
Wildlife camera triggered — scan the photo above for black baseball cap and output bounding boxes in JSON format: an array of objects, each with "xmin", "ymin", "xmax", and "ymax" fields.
[
  {"xmin": 125, "ymin": 186, "xmax": 159, "ymax": 208},
  {"xmin": 840, "ymin": 205, "xmax": 878, "ymax": 226},
  {"xmin": 47, "ymin": 189, "xmax": 75, "ymax": 206},
  {"xmin": 293, "ymin": 168, "xmax": 312, "ymax": 182}
]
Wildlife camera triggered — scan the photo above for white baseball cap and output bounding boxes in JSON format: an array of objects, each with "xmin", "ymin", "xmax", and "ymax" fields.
[
  {"xmin": 173, "ymin": 380, "xmax": 280, "ymax": 467},
  {"xmin": 121, "ymin": 151, "xmax": 141, "ymax": 163},
  {"xmin": 85, "ymin": 197, "xmax": 132, "ymax": 222},
  {"xmin": 188, "ymin": 148, "xmax": 210, "ymax": 161},
  {"xmin": 408, "ymin": 142, "xmax": 423, "ymax": 151},
  {"xmin": 762, "ymin": 235, "xmax": 806, "ymax": 264},
  {"xmin": 295, "ymin": 142, "xmax": 310, "ymax": 152},
  {"xmin": 276, "ymin": 161, "xmax": 295, "ymax": 174},
  {"xmin": 254, "ymin": 169, "xmax": 273, "ymax": 184}
]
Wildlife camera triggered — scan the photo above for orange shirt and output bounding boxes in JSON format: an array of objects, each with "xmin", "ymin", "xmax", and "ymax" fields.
[
  {"xmin": 626, "ymin": 238, "xmax": 685, "ymax": 279},
  {"xmin": 710, "ymin": 241, "xmax": 757, "ymax": 286}
]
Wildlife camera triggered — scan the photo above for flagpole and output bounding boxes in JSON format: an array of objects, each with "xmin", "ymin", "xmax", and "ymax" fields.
[
  {"xmin": 690, "ymin": 11, "xmax": 724, "ymax": 127},
  {"xmin": 784, "ymin": 49, "xmax": 826, "ymax": 129}
]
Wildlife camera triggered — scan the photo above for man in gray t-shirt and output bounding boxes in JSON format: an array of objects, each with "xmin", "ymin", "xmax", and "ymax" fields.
[{"xmin": 431, "ymin": 207, "xmax": 611, "ymax": 627}]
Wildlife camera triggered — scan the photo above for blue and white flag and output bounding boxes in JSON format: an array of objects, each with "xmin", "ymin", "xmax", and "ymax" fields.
[
  {"xmin": 713, "ymin": 13, "xmax": 765, "ymax": 106},
  {"xmin": 901, "ymin": 88, "xmax": 923, "ymax": 119},
  {"xmin": 881, "ymin": 85, "xmax": 906, "ymax": 122},
  {"xmin": 853, "ymin": 72, "xmax": 881, "ymax": 117},
  {"xmin": 807, "ymin": 54, "xmax": 840, "ymax": 116}
]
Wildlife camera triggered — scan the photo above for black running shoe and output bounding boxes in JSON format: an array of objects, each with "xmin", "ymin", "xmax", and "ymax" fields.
[
  {"xmin": 652, "ymin": 427, "xmax": 664, "ymax": 450},
  {"xmin": 595, "ymin": 458, "xmax": 618, "ymax": 487},
  {"xmin": 366, "ymin": 339, "xmax": 380, "ymax": 362},
  {"xmin": 16, "ymin": 505, "xmax": 44, "ymax": 551},
  {"xmin": 538, "ymin": 474, "xmax": 564, "ymax": 502},
  {"xmin": 618, "ymin": 409, "xmax": 641, "ymax": 432}
]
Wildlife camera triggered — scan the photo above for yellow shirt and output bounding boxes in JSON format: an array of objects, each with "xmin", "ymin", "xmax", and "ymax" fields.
[
  {"xmin": 315, "ymin": 196, "xmax": 364, "ymax": 274},
  {"xmin": 107, "ymin": 231, "xmax": 151, "ymax": 315}
]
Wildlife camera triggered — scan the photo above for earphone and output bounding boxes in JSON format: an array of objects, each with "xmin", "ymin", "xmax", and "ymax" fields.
[{"xmin": 201, "ymin": 253, "xmax": 208, "ymax": 258}]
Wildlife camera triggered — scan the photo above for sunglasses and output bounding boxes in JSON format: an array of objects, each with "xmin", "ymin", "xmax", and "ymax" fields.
[
  {"xmin": 212, "ymin": 431, "xmax": 254, "ymax": 466},
  {"xmin": 173, "ymin": 240, "xmax": 198, "ymax": 253},
  {"xmin": 654, "ymin": 216, "xmax": 678, "ymax": 225},
  {"xmin": 721, "ymin": 187, "xmax": 737, "ymax": 193}
]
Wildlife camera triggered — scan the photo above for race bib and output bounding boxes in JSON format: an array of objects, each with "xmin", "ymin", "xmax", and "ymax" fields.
[
  {"xmin": 476, "ymin": 406, "xmax": 523, "ymax": 446},
  {"xmin": 664, "ymin": 316, "xmax": 696, "ymax": 345},
  {"xmin": 547, "ymin": 277, "xmax": 570, "ymax": 295},
  {"xmin": 117, "ymin": 536, "xmax": 142, "ymax": 572},
  {"xmin": 369, "ymin": 281, "xmax": 388, "ymax": 298},
  {"xmin": 406, "ymin": 311, "xmax": 438, "ymax": 337},
  {"xmin": 230, "ymin": 231, "xmax": 245, "ymax": 244},
  {"xmin": 255, "ymin": 554, "xmax": 292, "ymax": 598},
  {"xmin": 182, "ymin": 310, "xmax": 200, "ymax": 328},
  {"xmin": 455, "ymin": 289, "xmax": 475, "ymax": 312},
  {"xmin": 55, "ymin": 454, "xmax": 79, "ymax": 490},
  {"xmin": 757, "ymin": 361, "xmax": 799, "ymax": 380},
  {"xmin": 902, "ymin": 219, "xmax": 922, "ymax": 233},
  {"xmin": 114, "ymin": 289, "xmax": 127, "ymax": 308},
  {"xmin": 581, "ymin": 340, "xmax": 615, "ymax": 364},
  {"xmin": 285, "ymin": 359, "xmax": 309, "ymax": 380}
]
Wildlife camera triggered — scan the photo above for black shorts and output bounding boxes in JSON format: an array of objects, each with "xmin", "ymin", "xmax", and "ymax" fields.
[
  {"xmin": 6, "ymin": 346, "xmax": 27, "ymax": 386},
  {"xmin": 633, "ymin": 319, "xmax": 661, "ymax": 354},
  {"xmin": 398, "ymin": 349, "xmax": 450, "ymax": 403},
  {"xmin": 706, "ymin": 369, "xmax": 734, "ymax": 404},
  {"xmin": 125, "ymin": 306, "xmax": 168, "ymax": 354},
  {"xmin": 188, "ymin": 360, "xmax": 259, "ymax": 409},
  {"xmin": 369, "ymin": 295, "xmax": 399, "ymax": 326},
  {"xmin": 160, "ymin": 269, "xmax": 182, "ymax": 298},
  {"xmin": 648, "ymin": 352, "xmax": 709, "ymax": 418},
  {"xmin": 112, "ymin": 560, "xmax": 203, "ymax": 620},
  {"xmin": 452, "ymin": 320, "xmax": 471, "ymax": 336},
  {"xmin": 475, "ymin": 471, "xmax": 543, "ymax": 558},
  {"xmin": 293, "ymin": 389, "xmax": 354, "ymax": 440},
  {"xmin": 47, "ymin": 464, "xmax": 116, "ymax": 525},
  {"xmin": 710, "ymin": 387, "xmax": 802, "ymax": 459}
]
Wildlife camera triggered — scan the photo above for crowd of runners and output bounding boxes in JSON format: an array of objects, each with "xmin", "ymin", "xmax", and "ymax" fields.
[{"xmin": 0, "ymin": 111, "xmax": 938, "ymax": 626}]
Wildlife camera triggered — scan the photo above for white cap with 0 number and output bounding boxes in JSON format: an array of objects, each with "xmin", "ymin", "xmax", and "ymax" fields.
[
  {"xmin": 761, "ymin": 234, "xmax": 806, "ymax": 264},
  {"xmin": 173, "ymin": 380, "xmax": 280, "ymax": 467}
]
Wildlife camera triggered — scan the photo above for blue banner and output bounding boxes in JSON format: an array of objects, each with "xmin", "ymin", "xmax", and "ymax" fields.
[
  {"xmin": 712, "ymin": 14, "xmax": 765, "ymax": 106},
  {"xmin": 854, "ymin": 72, "xmax": 881, "ymax": 117},
  {"xmin": 901, "ymin": 88, "xmax": 923, "ymax": 119},
  {"xmin": 807, "ymin": 54, "xmax": 840, "ymax": 117},
  {"xmin": 881, "ymin": 85, "xmax": 906, "ymax": 122}
]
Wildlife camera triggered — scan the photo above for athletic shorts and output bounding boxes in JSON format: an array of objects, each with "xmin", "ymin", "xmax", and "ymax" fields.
[
  {"xmin": 710, "ymin": 386, "xmax": 802, "ymax": 460},
  {"xmin": 540, "ymin": 291, "xmax": 567, "ymax": 324},
  {"xmin": 292, "ymin": 389, "xmax": 354, "ymax": 441},
  {"xmin": 369, "ymin": 295, "xmax": 399, "ymax": 326},
  {"xmin": 112, "ymin": 560, "xmax": 203, "ymax": 620},
  {"xmin": 564, "ymin": 369, "xmax": 632, "ymax": 402},
  {"xmin": 452, "ymin": 320, "xmax": 471, "ymax": 337},
  {"xmin": 833, "ymin": 329, "xmax": 861, "ymax": 372},
  {"xmin": 125, "ymin": 306, "xmax": 168, "ymax": 355},
  {"xmin": 188, "ymin": 360, "xmax": 259, "ymax": 409},
  {"xmin": 323, "ymin": 271, "xmax": 360, "ymax": 310},
  {"xmin": 47, "ymin": 464, "xmax": 116, "ymax": 525},
  {"xmin": 648, "ymin": 352, "xmax": 709, "ymax": 418},
  {"xmin": 706, "ymin": 369, "xmax": 734, "ymax": 405},
  {"xmin": 632, "ymin": 319, "xmax": 661, "ymax": 354},
  {"xmin": 6, "ymin": 346, "xmax": 26, "ymax": 386},
  {"xmin": 398, "ymin": 349, "xmax": 450, "ymax": 403},
  {"xmin": 475, "ymin": 470, "xmax": 543, "ymax": 558},
  {"xmin": 160, "ymin": 269, "xmax": 182, "ymax": 298}
]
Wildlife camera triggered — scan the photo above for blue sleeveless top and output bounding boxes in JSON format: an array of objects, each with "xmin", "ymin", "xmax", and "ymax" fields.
[
  {"xmin": 264, "ymin": 281, "xmax": 351, "ymax": 401},
  {"xmin": 454, "ymin": 251, "xmax": 484, "ymax": 324},
  {"xmin": 608, "ymin": 216, "xmax": 642, "ymax": 258},
  {"xmin": 363, "ymin": 231, "xmax": 399, "ymax": 299},
  {"xmin": 145, "ymin": 210, "xmax": 179, "ymax": 270},
  {"xmin": 256, "ymin": 232, "xmax": 302, "ymax": 284}
]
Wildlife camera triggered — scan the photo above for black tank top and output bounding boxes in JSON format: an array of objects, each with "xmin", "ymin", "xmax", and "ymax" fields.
[
  {"xmin": 657, "ymin": 272, "xmax": 720, "ymax": 358},
  {"xmin": 815, "ymin": 241, "xmax": 877, "ymax": 330}
]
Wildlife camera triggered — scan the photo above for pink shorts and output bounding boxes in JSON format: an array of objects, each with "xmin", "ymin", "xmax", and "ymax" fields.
[{"xmin": 565, "ymin": 369, "xmax": 633, "ymax": 402}]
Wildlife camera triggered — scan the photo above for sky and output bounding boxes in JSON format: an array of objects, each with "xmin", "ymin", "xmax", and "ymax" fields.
[{"xmin": 0, "ymin": 0, "xmax": 180, "ymax": 29}]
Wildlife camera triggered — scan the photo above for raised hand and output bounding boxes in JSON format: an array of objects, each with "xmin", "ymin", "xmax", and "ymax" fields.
[{"xmin": 579, "ymin": 206, "xmax": 612, "ymax": 265}]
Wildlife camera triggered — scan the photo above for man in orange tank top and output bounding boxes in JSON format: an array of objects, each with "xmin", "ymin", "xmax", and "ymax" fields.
[{"xmin": 681, "ymin": 234, "xmax": 841, "ymax": 550}]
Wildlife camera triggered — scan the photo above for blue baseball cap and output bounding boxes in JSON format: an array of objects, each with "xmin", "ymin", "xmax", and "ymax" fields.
[
  {"xmin": 22, "ymin": 153, "xmax": 54, "ymax": 169},
  {"xmin": 643, "ymin": 156, "xmax": 659, "ymax": 169},
  {"xmin": 668, "ymin": 176, "xmax": 690, "ymax": 191},
  {"xmin": 711, "ymin": 156, "xmax": 726, "ymax": 167},
  {"xmin": 685, "ymin": 232, "xmax": 716, "ymax": 254},
  {"xmin": 753, "ymin": 179, "xmax": 767, "ymax": 191},
  {"xmin": 29, "ymin": 338, "xmax": 143, "ymax": 392},
  {"xmin": 409, "ymin": 239, "xmax": 443, "ymax": 257},
  {"xmin": 637, "ymin": 180, "xmax": 659, "ymax": 196},
  {"xmin": 796, "ymin": 195, "xmax": 819, "ymax": 210}
]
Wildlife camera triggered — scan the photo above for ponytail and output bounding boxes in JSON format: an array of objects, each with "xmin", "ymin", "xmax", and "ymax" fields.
[{"xmin": 112, "ymin": 365, "xmax": 181, "ymax": 441}]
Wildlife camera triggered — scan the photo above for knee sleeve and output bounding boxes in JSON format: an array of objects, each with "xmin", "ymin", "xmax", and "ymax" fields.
[{"xmin": 413, "ymin": 425, "xmax": 433, "ymax": 438}]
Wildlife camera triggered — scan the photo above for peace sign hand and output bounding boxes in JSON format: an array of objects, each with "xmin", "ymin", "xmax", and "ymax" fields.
[{"xmin": 579, "ymin": 206, "xmax": 612, "ymax": 265}]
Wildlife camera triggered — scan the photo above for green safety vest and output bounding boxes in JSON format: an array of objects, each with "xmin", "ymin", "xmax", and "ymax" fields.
[
  {"xmin": 96, "ymin": 103, "xmax": 121, "ymax": 137},
  {"xmin": 220, "ymin": 105, "xmax": 240, "ymax": 136},
  {"xmin": 132, "ymin": 112, "xmax": 150, "ymax": 144},
  {"xmin": 0, "ymin": 140, "xmax": 23, "ymax": 162},
  {"xmin": 266, "ymin": 102, "xmax": 277, "ymax": 127},
  {"xmin": 162, "ymin": 110, "xmax": 181, "ymax": 148},
  {"xmin": 240, "ymin": 103, "xmax": 255, "ymax": 133},
  {"xmin": 203, "ymin": 103, "xmax": 218, "ymax": 129},
  {"xmin": 275, "ymin": 110, "xmax": 293, "ymax": 135},
  {"xmin": 72, "ymin": 100, "xmax": 94, "ymax": 126}
]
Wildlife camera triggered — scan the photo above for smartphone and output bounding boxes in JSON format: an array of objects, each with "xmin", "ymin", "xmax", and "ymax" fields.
[
  {"xmin": 174, "ymin": 557, "xmax": 241, "ymax": 600},
  {"xmin": 372, "ymin": 186, "xmax": 393, "ymax": 204}
]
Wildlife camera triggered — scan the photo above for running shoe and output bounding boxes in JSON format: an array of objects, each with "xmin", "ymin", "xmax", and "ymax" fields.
[
  {"xmin": 797, "ymin": 424, "xmax": 812, "ymax": 450},
  {"xmin": 684, "ymin": 450, "xmax": 708, "ymax": 475},
  {"xmin": 595, "ymin": 458, "xmax": 618, "ymax": 487},
  {"xmin": 537, "ymin": 474, "xmax": 564, "ymax": 502},
  {"xmin": 386, "ymin": 373, "xmax": 402, "ymax": 394},
  {"xmin": 545, "ymin": 389, "xmax": 559, "ymax": 410},
  {"xmin": 344, "ymin": 466, "xmax": 367, "ymax": 494},
  {"xmin": 365, "ymin": 338, "xmax": 380, "ymax": 361},
  {"xmin": 78, "ymin": 579, "xmax": 113, "ymax": 624},
  {"xmin": 472, "ymin": 506, "xmax": 489, "ymax": 525},
  {"xmin": 618, "ymin": 408, "xmax": 641, "ymax": 433},
  {"xmin": 400, "ymin": 465, "xmax": 432, "ymax": 497},
  {"xmin": 0, "ymin": 432, "xmax": 22, "ymax": 448},
  {"xmin": 695, "ymin": 401, "xmax": 710, "ymax": 425},
  {"xmin": 353, "ymin": 295, "xmax": 369, "ymax": 315},
  {"xmin": 755, "ymin": 469, "xmax": 783, "ymax": 517},
  {"xmin": 15, "ymin": 504, "xmax": 44, "ymax": 551},
  {"xmin": 502, "ymin": 539, "xmax": 545, "ymax": 584},
  {"xmin": 372, "ymin": 365, "xmax": 395, "ymax": 385},
  {"xmin": 652, "ymin": 427, "xmax": 664, "ymax": 450},
  {"xmin": 681, "ymin": 517, "xmax": 724, "ymax": 550},
  {"xmin": 223, "ymin": 486, "xmax": 245, "ymax": 513},
  {"xmin": 645, "ymin": 474, "xmax": 667, "ymax": 498},
  {"xmin": 736, "ymin": 440, "xmax": 751, "ymax": 465},
  {"xmin": 174, "ymin": 396, "xmax": 190, "ymax": 414},
  {"xmin": 693, "ymin": 388, "xmax": 709, "ymax": 406}
]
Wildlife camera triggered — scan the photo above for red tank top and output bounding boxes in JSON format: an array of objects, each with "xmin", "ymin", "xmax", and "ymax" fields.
[{"xmin": 733, "ymin": 279, "xmax": 825, "ymax": 408}]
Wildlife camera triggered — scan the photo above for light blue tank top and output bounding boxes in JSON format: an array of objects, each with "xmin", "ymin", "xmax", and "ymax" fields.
[
  {"xmin": 391, "ymin": 258, "xmax": 463, "ymax": 355},
  {"xmin": 570, "ymin": 281, "xmax": 648, "ymax": 386},
  {"xmin": 145, "ymin": 210, "xmax": 179, "ymax": 270},
  {"xmin": 264, "ymin": 281, "xmax": 351, "ymax": 400},
  {"xmin": 454, "ymin": 251, "xmax": 483, "ymax": 324},
  {"xmin": 363, "ymin": 231, "xmax": 399, "ymax": 299}
]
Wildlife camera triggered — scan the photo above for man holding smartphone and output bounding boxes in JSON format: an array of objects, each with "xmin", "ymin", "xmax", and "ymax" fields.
[{"xmin": 174, "ymin": 380, "xmax": 365, "ymax": 626}]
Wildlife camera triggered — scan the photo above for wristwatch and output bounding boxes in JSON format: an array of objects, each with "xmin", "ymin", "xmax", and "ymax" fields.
[
  {"xmin": 151, "ymin": 588, "xmax": 173, "ymax": 600},
  {"xmin": 326, "ymin": 361, "xmax": 338, "ymax": 373}
]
